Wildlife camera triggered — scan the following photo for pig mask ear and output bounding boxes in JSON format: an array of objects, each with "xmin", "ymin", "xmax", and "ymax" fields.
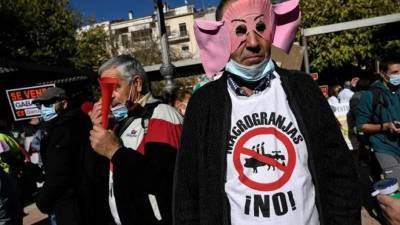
[
  {"xmin": 193, "ymin": 20, "xmax": 231, "ymax": 78},
  {"xmin": 272, "ymin": 0, "xmax": 301, "ymax": 53}
]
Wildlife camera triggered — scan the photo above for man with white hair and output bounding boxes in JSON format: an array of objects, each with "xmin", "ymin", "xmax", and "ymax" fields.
[
  {"xmin": 89, "ymin": 55, "xmax": 183, "ymax": 225},
  {"xmin": 173, "ymin": 0, "xmax": 360, "ymax": 225}
]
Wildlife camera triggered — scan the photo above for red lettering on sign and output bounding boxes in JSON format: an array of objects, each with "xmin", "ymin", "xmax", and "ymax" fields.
[
  {"xmin": 10, "ymin": 92, "xmax": 23, "ymax": 101},
  {"xmin": 23, "ymin": 88, "xmax": 47, "ymax": 99},
  {"xmin": 16, "ymin": 110, "xmax": 25, "ymax": 118}
]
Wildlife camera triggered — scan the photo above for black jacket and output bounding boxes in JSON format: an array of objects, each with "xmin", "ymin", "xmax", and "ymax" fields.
[
  {"xmin": 36, "ymin": 109, "xmax": 111, "ymax": 225},
  {"xmin": 111, "ymin": 143, "xmax": 177, "ymax": 225},
  {"xmin": 173, "ymin": 67, "xmax": 361, "ymax": 225}
]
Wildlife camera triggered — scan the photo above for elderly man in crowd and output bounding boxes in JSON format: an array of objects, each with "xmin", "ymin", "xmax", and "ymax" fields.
[{"xmin": 89, "ymin": 55, "xmax": 183, "ymax": 225}]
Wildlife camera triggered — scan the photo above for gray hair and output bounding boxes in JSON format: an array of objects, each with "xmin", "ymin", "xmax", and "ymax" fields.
[
  {"xmin": 344, "ymin": 81, "xmax": 351, "ymax": 89},
  {"xmin": 99, "ymin": 54, "xmax": 150, "ymax": 94}
]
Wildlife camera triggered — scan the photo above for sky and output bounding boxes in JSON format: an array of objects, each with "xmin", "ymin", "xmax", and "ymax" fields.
[{"xmin": 70, "ymin": 0, "xmax": 219, "ymax": 22}]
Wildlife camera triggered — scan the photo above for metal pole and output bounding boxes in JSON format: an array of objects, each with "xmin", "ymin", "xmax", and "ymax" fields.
[
  {"xmin": 376, "ymin": 59, "xmax": 380, "ymax": 74},
  {"xmin": 108, "ymin": 23, "xmax": 117, "ymax": 57},
  {"xmin": 301, "ymin": 29, "xmax": 310, "ymax": 74},
  {"xmin": 154, "ymin": 0, "xmax": 176, "ymax": 97}
]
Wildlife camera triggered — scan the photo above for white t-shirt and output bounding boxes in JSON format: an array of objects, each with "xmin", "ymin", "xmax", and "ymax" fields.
[
  {"xmin": 327, "ymin": 96, "xmax": 339, "ymax": 105},
  {"xmin": 225, "ymin": 72, "xmax": 319, "ymax": 225}
]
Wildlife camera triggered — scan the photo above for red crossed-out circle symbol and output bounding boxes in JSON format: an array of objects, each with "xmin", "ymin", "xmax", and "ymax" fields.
[{"xmin": 233, "ymin": 127, "xmax": 296, "ymax": 191}]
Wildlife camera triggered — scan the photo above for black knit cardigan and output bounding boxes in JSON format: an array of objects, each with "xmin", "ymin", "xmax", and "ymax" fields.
[{"xmin": 173, "ymin": 67, "xmax": 361, "ymax": 225}]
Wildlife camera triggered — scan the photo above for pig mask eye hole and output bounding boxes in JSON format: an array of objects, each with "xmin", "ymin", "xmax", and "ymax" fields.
[
  {"xmin": 235, "ymin": 24, "xmax": 247, "ymax": 36},
  {"xmin": 256, "ymin": 22, "xmax": 266, "ymax": 32}
]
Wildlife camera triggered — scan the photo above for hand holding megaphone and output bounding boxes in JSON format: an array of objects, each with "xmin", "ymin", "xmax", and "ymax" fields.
[
  {"xmin": 89, "ymin": 101, "xmax": 102, "ymax": 126},
  {"xmin": 98, "ymin": 77, "xmax": 119, "ymax": 129}
]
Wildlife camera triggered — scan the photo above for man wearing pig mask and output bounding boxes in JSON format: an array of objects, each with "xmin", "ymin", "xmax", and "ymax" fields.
[{"xmin": 173, "ymin": 0, "xmax": 360, "ymax": 225}]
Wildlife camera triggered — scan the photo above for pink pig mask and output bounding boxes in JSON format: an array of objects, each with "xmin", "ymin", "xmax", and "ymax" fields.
[
  {"xmin": 194, "ymin": 0, "xmax": 301, "ymax": 77},
  {"xmin": 222, "ymin": 0, "xmax": 275, "ymax": 54}
]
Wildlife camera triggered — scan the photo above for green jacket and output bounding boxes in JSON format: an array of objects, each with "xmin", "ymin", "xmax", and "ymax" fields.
[
  {"xmin": 0, "ymin": 134, "xmax": 21, "ymax": 173},
  {"xmin": 0, "ymin": 134, "xmax": 19, "ymax": 155},
  {"xmin": 356, "ymin": 80, "xmax": 400, "ymax": 157}
]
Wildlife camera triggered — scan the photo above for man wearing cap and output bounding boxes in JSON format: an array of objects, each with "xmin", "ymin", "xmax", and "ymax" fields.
[
  {"xmin": 33, "ymin": 87, "xmax": 109, "ymax": 225},
  {"xmin": 173, "ymin": 0, "xmax": 360, "ymax": 225}
]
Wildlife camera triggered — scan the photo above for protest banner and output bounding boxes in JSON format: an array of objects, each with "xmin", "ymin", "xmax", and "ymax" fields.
[
  {"xmin": 330, "ymin": 102, "xmax": 353, "ymax": 150},
  {"xmin": 6, "ymin": 84, "xmax": 55, "ymax": 121}
]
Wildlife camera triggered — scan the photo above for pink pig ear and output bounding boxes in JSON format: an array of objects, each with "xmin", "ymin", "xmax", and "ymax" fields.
[
  {"xmin": 194, "ymin": 20, "xmax": 231, "ymax": 77},
  {"xmin": 272, "ymin": 0, "xmax": 301, "ymax": 53}
]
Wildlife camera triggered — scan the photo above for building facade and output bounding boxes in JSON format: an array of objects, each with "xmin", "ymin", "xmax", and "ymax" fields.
[
  {"xmin": 79, "ymin": 4, "xmax": 303, "ymax": 80},
  {"xmin": 90, "ymin": 4, "xmax": 216, "ymax": 63}
]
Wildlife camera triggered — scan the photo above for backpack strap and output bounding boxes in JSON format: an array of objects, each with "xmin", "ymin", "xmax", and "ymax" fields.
[
  {"xmin": 117, "ymin": 116, "xmax": 136, "ymax": 137},
  {"xmin": 117, "ymin": 101, "xmax": 162, "ymax": 137},
  {"xmin": 369, "ymin": 87, "xmax": 388, "ymax": 123},
  {"xmin": 370, "ymin": 87, "xmax": 380, "ymax": 110},
  {"xmin": 140, "ymin": 101, "xmax": 162, "ymax": 131}
]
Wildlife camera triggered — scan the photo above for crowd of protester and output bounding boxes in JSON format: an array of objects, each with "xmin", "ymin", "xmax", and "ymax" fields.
[{"xmin": 325, "ymin": 57, "xmax": 400, "ymax": 225}]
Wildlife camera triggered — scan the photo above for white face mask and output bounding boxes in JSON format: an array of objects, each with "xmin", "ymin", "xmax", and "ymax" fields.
[
  {"xmin": 40, "ymin": 104, "xmax": 58, "ymax": 121},
  {"xmin": 389, "ymin": 74, "xmax": 400, "ymax": 87},
  {"xmin": 111, "ymin": 104, "xmax": 128, "ymax": 122},
  {"xmin": 225, "ymin": 58, "xmax": 275, "ymax": 82}
]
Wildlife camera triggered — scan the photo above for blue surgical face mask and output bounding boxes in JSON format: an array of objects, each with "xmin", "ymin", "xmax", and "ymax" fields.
[
  {"xmin": 389, "ymin": 74, "xmax": 400, "ymax": 87},
  {"xmin": 111, "ymin": 104, "xmax": 128, "ymax": 122},
  {"xmin": 40, "ymin": 104, "xmax": 58, "ymax": 122},
  {"xmin": 225, "ymin": 58, "xmax": 275, "ymax": 82}
]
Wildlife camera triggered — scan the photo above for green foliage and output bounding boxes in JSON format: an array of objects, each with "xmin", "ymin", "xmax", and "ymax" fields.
[
  {"xmin": 0, "ymin": 0, "xmax": 78, "ymax": 65},
  {"xmin": 132, "ymin": 38, "xmax": 197, "ymax": 96},
  {"xmin": 72, "ymin": 25, "xmax": 110, "ymax": 71},
  {"xmin": 131, "ymin": 39, "xmax": 163, "ymax": 66},
  {"xmin": 300, "ymin": 0, "xmax": 400, "ymax": 72},
  {"xmin": 129, "ymin": 39, "xmax": 190, "ymax": 66},
  {"xmin": 0, "ymin": 0, "xmax": 110, "ymax": 72},
  {"xmin": 382, "ymin": 39, "xmax": 400, "ymax": 58}
]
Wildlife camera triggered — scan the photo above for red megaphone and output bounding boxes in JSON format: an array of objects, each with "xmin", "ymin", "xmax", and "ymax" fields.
[{"xmin": 98, "ymin": 77, "xmax": 119, "ymax": 129}]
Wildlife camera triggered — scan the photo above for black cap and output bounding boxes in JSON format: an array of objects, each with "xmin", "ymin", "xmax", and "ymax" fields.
[{"xmin": 32, "ymin": 87, "xmax": 67, "ymax": 104}]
